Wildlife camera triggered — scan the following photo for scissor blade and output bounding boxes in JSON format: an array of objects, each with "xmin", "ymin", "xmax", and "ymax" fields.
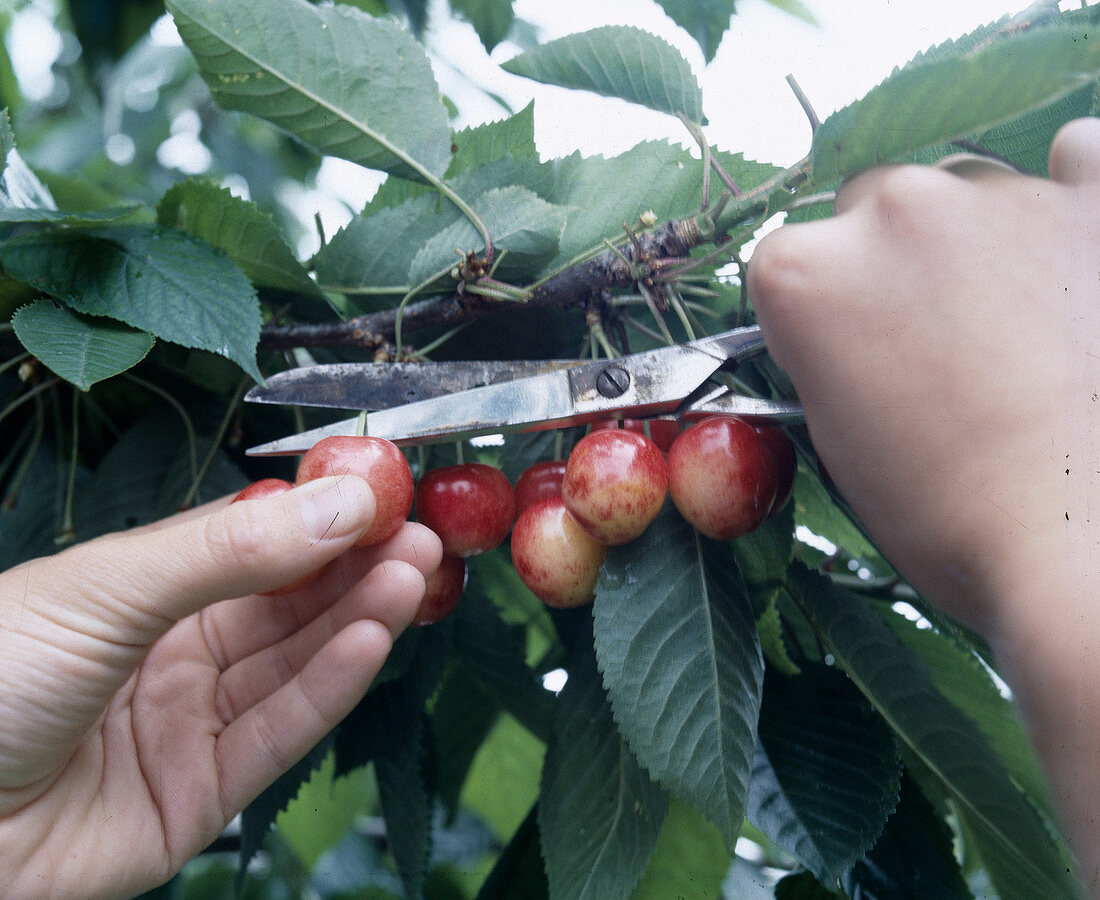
[
  {"xmin": 245, "ymin": 360, "xmax": 576, "ymax": 411},
  {"xmin": 246, "ymin": 368, "xmax": 578, "ymax": 455}
]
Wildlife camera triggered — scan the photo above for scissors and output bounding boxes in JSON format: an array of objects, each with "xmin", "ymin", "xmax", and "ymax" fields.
[{"xmin": 244, "ymin": 324, "xmax": 803, "ymax": 456}]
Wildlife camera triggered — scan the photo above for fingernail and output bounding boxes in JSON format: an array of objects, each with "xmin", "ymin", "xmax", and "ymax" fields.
[{"xmin": 297, "ymin": 476, "xmax": 374, "ymax": 541}]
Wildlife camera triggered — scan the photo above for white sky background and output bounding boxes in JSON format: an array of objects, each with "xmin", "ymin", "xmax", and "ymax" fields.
[{"xmin": 431, "ymin": 0, "xmax": 1041, "ymax": 165}]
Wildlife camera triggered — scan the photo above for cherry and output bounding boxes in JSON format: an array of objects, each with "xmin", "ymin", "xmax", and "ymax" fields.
[
  {"xmin": 592, "ymin": 417, "xmax": 680, "ymax": 453},
  {"xmin": 562, "ymin": 429, "xmax": 668, "ymax": 545},
  {"xmin": 415, "ymin": 554, "xmax": 467, "ymax": 625},
  {"xmin": 295, "ymin": 435, "xmax": 414, "ymax": 547},
  {"xmin": 510, "ymin": 496, "xmax": 608, "ymax": 608},
  {"xmin": 231, "ymin": 478, "xmax": 321, "ymax": 595},
  {"xmin": 415, "ymin": 462, "xmax": 515, "ymax": 557},
  {"xmin": 667, "ymin": 415, "xmax": 778, "ymax": 540},
  {"xmin": 514, "ymin": 459, "xmax": 567, "ymax": 514},
  {"xmin": 754, "ymin": 425, "xmax": 796, "ymax": 517}
]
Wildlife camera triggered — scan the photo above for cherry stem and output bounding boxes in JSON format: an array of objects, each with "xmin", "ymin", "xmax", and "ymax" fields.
[
  {"xmin": 123, "ymin": 373, "xmax": 198, "ymax": 489},
  {"xmin": 1, "ymin": 391, "xmax": 44, "ymax": 508},
  {"xmin": 57, "ymin": 390, "xmax": 80, "ymax": 546},
  {"xmin": 786, "ymin": 74, "xmax": 820, "ymax": 133},
  {"xmin": 180, "ymin": 378, "xmax": 250, "ymax": 511}
]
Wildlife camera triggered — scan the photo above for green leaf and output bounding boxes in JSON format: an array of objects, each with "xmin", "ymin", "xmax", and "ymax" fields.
[
  {"xmin": 313, "ymin": 194, "xmax": 453, "ymax": 297},
  {"xmin": 630, "ymin": 798, "xmax": 730, "ymax": 899},
  {"xmin": 774, "ymin": 870, "xmax": 843, "ymax": 899},
  {"xmin": 447, "ymin": 101, "xmax": 538, "ymax": 178},
  {"xmin": 0, "ymin": 206, "xmax": 143, "ymax": 226},
  {"xmin": 477, "ymin": 807, "xmax": 549, "ymax": 900},
  {"xmin": 430, "ymin": 665, "xmax": 500, "ymax": 818},
  {"xmin": 239, "ymin": 737, "xmax": 332, "ymax": 885},
  {"xmin": 842, "ymin": 771, "xmax": 974, "ymax": 900},
  {"xmin": 334, "ymin": 672, "xmax": 432, "ymax": 900},
  {"xmin": 12, "ymin": 300, "xmax": 153, "ymax": 390},
  {"xmin": 451, "ymin": 579, "xmax": 555, "ymax": 741},
  {"xmin": 167, "ymin": 0, "xmax": 452, "ymax": 179},
  {"xmin": 541, "ymin": 143, "xmax": 779, "ymax": 272},
  {"xmin": 654, "ymin": 0, "xmax": 733, "ymax": 63},
  {"xmin": 594, "ymin": 504, "xmax": 763, "ymax": 848},
  {"xmin": 0, "ymin": 108, "xmax": 13, "ymax": 176},
  {"xmin": 748, "ymin": 665, "xmax": 900, "ymax": 883},
  {"xmin": 408, "ymin": 185, "xmax": 566, "ymax": 286},
  {"xmin": 539, "ymin": 637, "xmax": 669, "ymax": 900},
  {"xmin": 788, "ymin": 564, "xmax": 1083, "ymax": 900},
  {"xmin": 762, "ymin": 0, "xmax": 818, "ymax": 26},
  {"xmin": 811, "ymin": 21, "xmax": 1100, "ymax": 185},
  {"xmin": 158, "ymin": 179, "xmax": 320, "ymax": 297},
  {"xmin": 452, "ymin": 0, "xmax": 514, "ymax": 53},
  {"xmin": 0, "ymin": 225, "xmax": 262, "ymax": 381},
  {"xmin": 884, "ymin": 612, "xmax": 1058, "ymax": 825},
  {"xmin": 502, "ymin": 25, "xmax": 704, "ymax": 123}
]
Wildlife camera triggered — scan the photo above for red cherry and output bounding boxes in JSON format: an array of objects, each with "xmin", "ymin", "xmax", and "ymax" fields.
[
  {"xmin": 231, "ymin": 478, "xmax": 321, "ymax": 595},
  {"xmin": 510, "ymin": 497, "xmax": 608, "ymax": 608},
  {"xmin": 514, "ymin": 459, "xmax": 567, "ymax": 515},
  {"xmin": 415, "ymin": 463, "xmax": 516, "ymax": 557},
  {"xmin": 415, "ymin": 554, "xmax": 467, "ymax": 625},
  {"xmin": 232, "ymin": 477, "xmax": 294, "ymax": 502},
  {"xmin": 562, "ymin": 429, "xmax": 668, "ymax": 545},
  {"xmin": 591, "ymin": 418, "xmax": 680, "ymax": 454},
  {"xmin": 295, "ymin": 435, "xmax": 414, "ymax": 547},
  {"xmin": 667, "ymin": 415, "xmax": 778, "ymax": 540},
  {"xmin": 754, "ymin": 425, "xmax": 796, "ymax": 517}
]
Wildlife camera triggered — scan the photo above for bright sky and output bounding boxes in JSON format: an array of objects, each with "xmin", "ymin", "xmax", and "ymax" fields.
[{"xmin": 430, "ymin": 0, "xmax": 1048, "ymax": 166}]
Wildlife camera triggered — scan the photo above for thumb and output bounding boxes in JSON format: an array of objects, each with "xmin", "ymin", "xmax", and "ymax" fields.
[
  {"xmin": 1049, "ymin": 117, "xmax": 1100, "ymax": 186},
  {"xmin": 56, "ymin": 474, "xmax": 376, "ymax": 639}
]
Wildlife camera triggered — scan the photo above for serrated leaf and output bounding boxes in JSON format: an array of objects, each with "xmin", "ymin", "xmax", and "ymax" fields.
[
  {"xmin": 542, "ymin": 143, "xmax": 780, "ymax": 273},
  {"xmin": 334, "ymin": 671, "xmax": 433, "ymax": 900},
  {"xmin": 12, "ymin": 300, "xmax": 153, "ymax": 390},
  {"xmin": 158, "ymin": 179, "xmax": 320, "ymax": 296},
  {"xmin": 408, "ymin": 184, "xmax": 566, "ymax": 287},
  {"xmin": 452, "ymin": 579, "xmax": 555, "ymax": 741},
  {"xmin": 774, "ymin": 870, "xmax": 843, "ymax": 899},
  {"xmin": 756, "ymin": 594, "xmax": 801, "ymax": 676},
  {"xmin": 884, "ymin": 612, "xmax": 1058, "ymax": 825},
  {"xmin": 539, "ymin": 638, "xmax": 668, "ymax": 900},
  {"xmin": 630, "ymin": 798, "xmax": 730, "ymax": 899},
  {"xmin": 73, "ymin": 413, "xmax": 247, "ymax": 540},
  {"xmin": 502, "ymin": 25, "xmax": 704, "ymax": 123},
  {"xmin": 239, "ymin": 737, "xmax": 332, "ymax": 884},
  {"xmin": 447, "ymin": 101, "xmax": 538, "ymax": 178},
  {"xmin": 477, "ymin": 807, "xmax": 549, "ymax": 900},
  {"xmin": 748, "ymin": 665, "xmax": 901, "ymax": 883},
  {"xmin": 0, "ymin": 148, "xmax": 54, "ymax": 210},
  {"xmin": 0, "ymin": 206, "xmax": 143, "ymax": 225},
  {"xmin": 654, "ymin": 0, "xmax": 733, "ymax": 63},
  {"xmin": 167, "ymin": 0, "xmax": 451, "ymax": 179},
  {"xmin": 0, "ymin": 225, "xmax": 262, "ymax": 381},
  {"xmin": 842, "ymin": 771, "xmax": 973, "ymax": 900},
  {"xmin": 762, "ymin": 0, "xmax": 818, "ymax": 26},
  {"xmin": 0, "ymin": 108, "xmax": 13, "ymax": 176},
  {"xmin": 452, "ymin": 0, "xmax": 514, "ymax": 53},
  {"xmin": 314, "ymin": 193, "xmax": 453, "ymax": 296},
  {"xmin": 811, "ymin": 22, "xmax": 1100, "ymax": 185},
  {"xmin": 734, "ymin": 500, "xmax": 794, "ymax": 593},
  {"xmin": 788, "ymin": 564, "xmax": 1083, "ymax": 899},
  {"xmin": 594, "ymin": 504, "xmax": 763, "ymax": 848}
]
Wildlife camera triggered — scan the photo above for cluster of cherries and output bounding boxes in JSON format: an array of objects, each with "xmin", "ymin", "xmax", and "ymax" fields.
[{"xmin": 231, "ymin": 414, "xmax": 795, "ymax": 621}]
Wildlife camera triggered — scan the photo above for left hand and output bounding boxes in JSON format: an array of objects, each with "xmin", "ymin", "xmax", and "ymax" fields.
[{"xmin": 0, "ymin": 474, "xmax": 442, "ymax": 900}]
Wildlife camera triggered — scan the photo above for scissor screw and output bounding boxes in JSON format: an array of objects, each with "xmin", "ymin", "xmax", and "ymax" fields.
[{"xmin": 596, "ymin": 366, "xmax": 631, "ymax": 398}]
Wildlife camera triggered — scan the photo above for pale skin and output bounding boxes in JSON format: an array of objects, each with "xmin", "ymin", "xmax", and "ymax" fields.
[
  {"xmin": 748, "ymin": 117, "xmax": 1100, "ymax": 891},
  {"xmin": 0, "ymin": 473, "xmax": 442, "ymax": 899}
]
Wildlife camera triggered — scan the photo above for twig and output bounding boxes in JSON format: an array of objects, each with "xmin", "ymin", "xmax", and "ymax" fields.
[{"xmin": 785, "ymin": 74, "xmax": 820, "ymax": 133}]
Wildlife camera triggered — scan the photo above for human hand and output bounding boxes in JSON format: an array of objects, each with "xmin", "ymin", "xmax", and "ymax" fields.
[
  {"xmin": 748, "ymin": 117, "xmax": 1100, "ymax": 885},
  {"xmin": 0, "ymin": 475, "xmax": 442, "ymax": 900},
  {"xmin": 748, "ymin": 117, "xmax": 1100, "ymax": 634}
]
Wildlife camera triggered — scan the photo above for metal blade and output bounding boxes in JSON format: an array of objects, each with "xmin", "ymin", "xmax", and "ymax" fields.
[
  {"xmin": 245, "ymin": 359, "xmax": 576, "ymax": 411},
  {"xmin": 246, "ymin": 368, "xmax": 578, "ymax": 455}
]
